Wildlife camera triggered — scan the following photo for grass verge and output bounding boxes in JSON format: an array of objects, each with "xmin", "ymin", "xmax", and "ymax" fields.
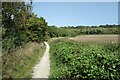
[{"xmin": 2, "ymin": 42, "xmax": 46, "ymax": 78}]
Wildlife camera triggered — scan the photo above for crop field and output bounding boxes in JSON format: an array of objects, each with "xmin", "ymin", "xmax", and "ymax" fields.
[
  {"xmin": 69, "ymin": 35, "xmax": 118, "ymax": 43},
  {"xmin": 49, "ymin": 36, "xmax": 120, "ymax": 80}
]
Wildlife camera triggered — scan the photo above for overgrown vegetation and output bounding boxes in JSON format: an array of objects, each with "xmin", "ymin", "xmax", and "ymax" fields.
[
  {"xmin": 49, "ymin": 39, "xmax": 120, "ymax": 80},
  {"xmin": 2, "ymin": 1, "xmax": 48, "ymax": 78},
  {"xmin": 2, "ymin": 2, "xmax": 48, "ymax": 54},
  {"xmin": 3, "ymin": 42, "xmax": 45, "ymax": 78}
]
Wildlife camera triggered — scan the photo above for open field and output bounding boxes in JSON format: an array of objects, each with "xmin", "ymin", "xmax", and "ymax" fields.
[
  {"xmin": 69, "ymin": 35, "xmax": 118, "ymax": 43},
  {"xmin": 49, "ymin": 38, "xmax": 120, "ymax": 79}
]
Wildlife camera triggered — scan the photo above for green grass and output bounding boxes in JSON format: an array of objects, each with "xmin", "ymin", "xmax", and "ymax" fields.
[
  {"xmin": 2, "ymin": 42, "xmax": 46, "ymax": 78},
  {"xmin": 12, "ymin": 45, "xmax": 45, "ymax": 78},
  {"xmin": 49, "ymin": 39, "xmax": 120, "ymax": 80}
]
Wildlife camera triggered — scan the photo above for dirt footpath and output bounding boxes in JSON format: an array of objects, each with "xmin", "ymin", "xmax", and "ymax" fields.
[{"xmin": 32, "ymin": 42, "xmax": 50, "ymax": 78}]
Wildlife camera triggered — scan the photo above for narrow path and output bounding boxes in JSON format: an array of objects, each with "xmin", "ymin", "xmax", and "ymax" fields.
[{"xmin": 32, "ymin": 42, "xmax": 50, "ymax": 78}]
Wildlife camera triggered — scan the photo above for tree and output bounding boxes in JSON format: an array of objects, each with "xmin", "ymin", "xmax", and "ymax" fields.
[
  {"xmin": 2, "ymin": 1, "xmax": 32, "ymax": 51},
  {"xmin": 25, "ymin": 13, "xmax": 48, "ymax": 42}
]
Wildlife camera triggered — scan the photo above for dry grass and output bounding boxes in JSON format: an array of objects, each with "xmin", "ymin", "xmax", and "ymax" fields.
[
  {"xmin": 15, "ymin": 42, "xmax": 41, "ymax": 57},
  {"xmin": 69, "ymin": 35, "xmax": 118, "ymax": 43},
  {"xmin": 3, "ymin": 42, "xmax": 46, "ymax": 78}
]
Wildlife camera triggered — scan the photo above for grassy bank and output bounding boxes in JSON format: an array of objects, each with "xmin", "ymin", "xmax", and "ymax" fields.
[
  {"xmin": 49, "ymin": 39, "xmax": 120, "ymax": 79},
  {"xmin": 2, "ymin": 42, "xmax": 46, "ymax": 78}
]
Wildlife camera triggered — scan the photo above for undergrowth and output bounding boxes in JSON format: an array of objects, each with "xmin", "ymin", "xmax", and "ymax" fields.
[{"xmin": 49, "ymin": 39, "xmax": 120, "ymax": 80}]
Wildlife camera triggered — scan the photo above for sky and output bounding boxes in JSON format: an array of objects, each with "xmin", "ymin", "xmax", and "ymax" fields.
[{"xmin": 32, "ymin": 2, "xmax": 118, "ymax": 27}]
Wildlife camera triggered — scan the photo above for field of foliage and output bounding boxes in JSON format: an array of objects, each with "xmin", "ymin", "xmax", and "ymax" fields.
[{"xmin": 49, "ymin": 39, "xmax": 120, "ymax": 80}]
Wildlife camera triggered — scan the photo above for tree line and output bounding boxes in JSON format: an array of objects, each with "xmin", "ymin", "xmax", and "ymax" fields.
[
  {"xmin": 47, "ymin": 25, "xmax": 119, "ymax": 38},
  {"xmin": 2, "ymin": 1, "xmax": 120, "ymax": 54}
]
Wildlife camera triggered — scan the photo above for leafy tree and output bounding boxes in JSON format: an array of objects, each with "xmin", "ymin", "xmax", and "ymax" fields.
[
  {"xmin": 2, "ymin": 2, "xmax": 32, "ymax": 47},
  {"xmin": 25, "ymin": 13, "xmax": 48, "ymax": 42}
]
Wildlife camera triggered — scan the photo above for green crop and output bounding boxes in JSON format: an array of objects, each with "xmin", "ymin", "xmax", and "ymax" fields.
[{"xmin": 49, "ymin": 40, "xmax": 120, "ymax": 80}]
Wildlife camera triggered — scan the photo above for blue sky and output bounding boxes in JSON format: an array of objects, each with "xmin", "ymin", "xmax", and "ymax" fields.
[{"xmin": 32, "ymin": 2, "xmax": 118, "ymax": 27}]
